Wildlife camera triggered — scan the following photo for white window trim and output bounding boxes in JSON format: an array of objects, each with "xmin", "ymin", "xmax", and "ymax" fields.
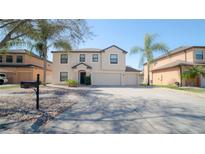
[
  {"xmin": 91, "ymin": 54, "xmax": 99, "ymax": 63},
  {"xmin": 16, "ymin": 55, "xmax": 24, "ymax": 63},
  {"xmin": 60, "ymin": 72, "xmax": 68, "ymax": 82},
  {"xmin": 195, "ymin": 50, "xmax": 204, "ymax": 60},
  {"xmin": 60, "ymin": 54, "xmax": 68, "ymax": 64},
  {"xmin": 6, "ymin": 55, "xmax": 13, "ymax": 63},
  {"xmin": 79, "ymin": 54, "xmax": 86, "ymax": 63},
  {"xmin": 0, "ymin": 55, "xmax": 3, "ymax": 63},
  {"xmin": 109, "ymin": 53, "xmax": 119, "ymax": 64}
]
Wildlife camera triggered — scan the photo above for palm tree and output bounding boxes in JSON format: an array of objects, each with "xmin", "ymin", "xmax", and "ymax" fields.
[
  {"xmin": 27, "ymin": 19, "xmax": 91, "ymax": 85},
  {"xmin": 130, "ymin": 33, "xmax": 169, "ymax": 86},
  {"xmin": 0, "ymin": 19, "xmax": 91, "ymax": 85},
  {"xmin": 182, "ymin": 66, "xmax": 205, "ymax": 86}
]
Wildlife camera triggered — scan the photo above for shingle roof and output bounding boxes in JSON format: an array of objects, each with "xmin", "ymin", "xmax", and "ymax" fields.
[
  {"xmin": 101, "ymin": 45, "xmax": 128, "ymax": 53},
  {"xmin": 125, "ymin": 66, "xmax": 141, "ymax": 72},
  {"xmin": 0, "ymin": 49, "xmax": 53, "ymax": 63},
  {"xmin": 72, "ymin": 48, "xmax": 101, "ymax": 52},
  {"xmin": 0, "ymin": 64, "xmax": 45, "ymax": 69},
  {"xmin": 152, "ymin": 60, "xmax": 194, "ymax": 71},
  {"xmin": 51, "ymin": 45, "xmax": 128, "ymax": 53}
]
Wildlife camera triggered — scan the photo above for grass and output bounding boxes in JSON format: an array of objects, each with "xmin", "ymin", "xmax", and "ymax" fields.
[
  {"xmin": 0, "ymin": 84, "xmax": 20, "ymax": 89},
  {"xmin": 140, "ymin": 83, "xmax": 205, "ymax": 93},
  {"xmin": 153, "ymin": 84, "xmax": 205, "ymax": 93}
]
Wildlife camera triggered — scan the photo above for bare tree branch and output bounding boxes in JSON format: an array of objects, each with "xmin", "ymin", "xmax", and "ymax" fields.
[
  {"xmin": 0, "ymin": 20, "xmax": 30, "ymax": 48},
  {"xmin": 0, "ymin": 20, "xmax": 21, "ymax": 29}
]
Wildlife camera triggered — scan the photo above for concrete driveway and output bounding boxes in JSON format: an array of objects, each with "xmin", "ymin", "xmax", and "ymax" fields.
[{"xmin": 40, "ymin": 86, "xmax": 205, "ymax": 134}]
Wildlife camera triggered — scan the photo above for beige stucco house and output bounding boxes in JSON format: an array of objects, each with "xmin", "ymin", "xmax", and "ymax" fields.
[
  {"xmin": 143, "ymin": 46, "xmax": 205, "ymax": 87},
  {"xmin": 52, "ymin": 45, "xmax": 141, "ymax": 86},
  {"xmin": 0, "ymin": 50, "xmax": 53, "ymax": 83}
]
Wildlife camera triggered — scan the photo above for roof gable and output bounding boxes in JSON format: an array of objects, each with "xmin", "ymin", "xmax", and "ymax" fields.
[
  {"xmin": 101, "ymin": 45, "xmax": 128, "ymax": 54},
  {"xmin": 72, "ymin": 63, "xmax": 92, "ymax": 69}
]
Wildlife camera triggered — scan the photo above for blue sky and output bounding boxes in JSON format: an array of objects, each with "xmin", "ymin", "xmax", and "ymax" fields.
[{"xmin": 51, "ymin": 19, "xmax": 205, "ymax": 69}]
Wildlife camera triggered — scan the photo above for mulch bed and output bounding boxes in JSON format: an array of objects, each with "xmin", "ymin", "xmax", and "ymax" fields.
[{"xmin": 0, "ymin": 86, "xmax": 87, "ymax": 131}]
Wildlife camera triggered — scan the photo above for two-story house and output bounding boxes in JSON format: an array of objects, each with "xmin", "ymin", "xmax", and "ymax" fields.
[
  {"xmin": 0, "ymin": 50, "xmax": 53, "ymax": 83},
  {"xmin": 52, "ymin": 45, "xmax": 141, "ymax": 86},
  {"xmin": 143, "ymin": 46, "xmax": 205, "ymax": 87}
]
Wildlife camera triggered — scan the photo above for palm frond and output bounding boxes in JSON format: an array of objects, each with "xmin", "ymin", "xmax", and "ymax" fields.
[
  {"xmin": 53, "ymin": 40, "xmax": 72, "ymax": 51},
  {"xmin": 139, "ymin": 53, "xmax": 145, "ymax": 67},
  {"xmin": 130, "ymin": 46, "xmax": 144, "ymax": 55},
  {"xmin": 152, "ymin": 42, "xmax": 169, "ymax": 53},
  {"xmin": 144, "ymin": 33, "xmax": 158, "ymax": 50},
  {"xmin": 182, "ymin": 66, "xmax": 205, "ymax": 79}
]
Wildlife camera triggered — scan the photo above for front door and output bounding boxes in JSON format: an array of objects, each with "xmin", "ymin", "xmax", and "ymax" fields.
[{"xmin": 80, "ymin": 72, "xmax": 86, "ymax": 84}]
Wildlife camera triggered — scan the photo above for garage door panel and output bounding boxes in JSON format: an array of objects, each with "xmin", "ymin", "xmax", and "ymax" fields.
[
  {"xmin": 124, "ymin": 74, "xmax": 138, "ymax": 86},
  {"xmin": 92, "ymin": 73, "xmax": 121, "ymax": 85}
]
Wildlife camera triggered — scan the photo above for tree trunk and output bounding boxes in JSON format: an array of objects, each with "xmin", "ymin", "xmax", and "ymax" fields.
[
  {"xmin": 43, "ymin": 47, "xmax": 47, "ymax": 86},
  {"xmin": 147, "ymin": 63, "xmax": 150, "ymax": 86}
]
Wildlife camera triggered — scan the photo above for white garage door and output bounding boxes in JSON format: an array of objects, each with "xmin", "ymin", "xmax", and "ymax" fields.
[
  {"xmin": 124, "ymin": 73, "xmax": 138, "ymax": 86},
  {"xmin": 92, "ymin": 73, "xmax": 121, "ymax": 85}
]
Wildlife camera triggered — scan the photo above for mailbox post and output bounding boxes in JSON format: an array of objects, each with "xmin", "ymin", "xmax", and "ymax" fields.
[
  {"xmin": 36, "ymin": 74, "xmax": 40, "ymax": 110},
  {"xmin": 20, "ymin": 74, "xmax": 40, "ymax": 110}
]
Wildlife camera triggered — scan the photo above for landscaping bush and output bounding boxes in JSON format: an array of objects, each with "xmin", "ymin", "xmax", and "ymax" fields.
[
  {"xmin": 66, "ymin": 80, "xmax": 78, "ymax": 87},
  {"xmin": 85, "ymin": 76, "xmax": 91, "ymax": 85}
]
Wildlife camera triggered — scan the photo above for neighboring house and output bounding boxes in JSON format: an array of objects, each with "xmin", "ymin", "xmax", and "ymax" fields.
[
  {"xmin": 0, "ymin": 50, "xmax": 52, "ymax": 83},
  {"xmin": 143, "ymin": 46, "xmax": 205, "ymax": 87},
  {"xmin": 52, "ymin": 45, "xmax": 141, "ymax": 86}
]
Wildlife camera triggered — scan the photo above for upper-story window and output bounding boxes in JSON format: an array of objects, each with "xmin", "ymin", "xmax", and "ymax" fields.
[
  {"xmin": 110, "ymin": 54, "xmax": 118, "ymax": 64},
  {"xmin": 80, "ymin": 54, "xmax": 85, "ymax": 62},
  {"xmin": 60, "ymin": 54, "xmax": 68, "ymax": 64},
  {"xmin": 195, "ymin": 50, "xmax": 204, "ymax": 60},
  {"xmin": 16, "ymin": 55, "xmax": 23, "ymax": 63},
  {"xmin": 92, "ymin": 54, "xmax": 98, "ymax": 62},
  {"xmin": 6, "ymin": 55, "xmax": 13, "ymax": 63},
  {"xmin": 0, "ymin": 55, "xmax": 2, "ymax": 63}
]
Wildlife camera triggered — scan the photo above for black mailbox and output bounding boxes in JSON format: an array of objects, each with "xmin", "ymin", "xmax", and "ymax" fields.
[{"xmin": 20, "ymin": 81, "xmax": 38, "ymax": 89}]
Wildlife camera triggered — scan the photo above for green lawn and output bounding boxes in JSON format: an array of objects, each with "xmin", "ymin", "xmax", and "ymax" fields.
[
  {"xmin": 0, "ymin": 84, "xmax": 20, "ymax": 89},
  {"xmin": 154, "ymin": 85, "xmax": 205, "ymax": 93}
]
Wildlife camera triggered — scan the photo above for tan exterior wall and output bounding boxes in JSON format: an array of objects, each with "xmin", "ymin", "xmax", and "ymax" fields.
[
  {"xmin": 0, "ymin": 67, "xmax": 33, "ymax": 83},
  {"xmin": 52, "ymin": 46, "xmax": 127, "ymax": 84},
  {"xmin": 0, "ymin": 66, "xmax": 52, "ymax": 84},
  {"xmin": 143, "ymin": 47, "xmax": 205, "ymax": 85},
  {"xmin": 24, "ymin": 54, "xmax": 52, "ymax": 71},
  {"xmin": 152, "ymin": 67, "xmax": 180, "ymax": 85},
  {"xmin": 0, "ymin": 52, "xmax": 53, "ymax": 83},
  {"xmin": 33, "ymin": 67, "xmax": 52, "ymax": 83},
  {"xmin": 101, "ymin": 46, "xmax": 126, "ymax": 71}
]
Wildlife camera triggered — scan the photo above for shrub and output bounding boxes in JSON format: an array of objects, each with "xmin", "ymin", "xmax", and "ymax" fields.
[
  {"xmin": 66, "ymin": 80, "xmax": 78, "ymax": 87},
  {"xmin": 85, "ymin": 76, "xmax": 91, "ymax": 85}
]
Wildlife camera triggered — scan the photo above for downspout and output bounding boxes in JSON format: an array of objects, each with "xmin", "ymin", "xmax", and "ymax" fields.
[
  {"xmin": 179, "ymin": 65, "xmax": 183, "ymax": 87},
  {"xmin": 184, "ymin": 50, "xmax": 187, "ymax": 62}
]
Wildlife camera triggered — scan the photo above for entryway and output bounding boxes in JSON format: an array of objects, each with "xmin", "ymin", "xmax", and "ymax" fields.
[{"xmin": 79, "ymin": 71, "xmax": 86, "ymax": 84}]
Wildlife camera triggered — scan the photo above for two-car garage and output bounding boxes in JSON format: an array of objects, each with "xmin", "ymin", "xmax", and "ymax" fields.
[
  {"xmin": 91, "ymin": 67, "xmax": 140, "ymax": 86},
  {"xmin": 92, "ymin": 73, "xmax": 121, "ymax": 86}
]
